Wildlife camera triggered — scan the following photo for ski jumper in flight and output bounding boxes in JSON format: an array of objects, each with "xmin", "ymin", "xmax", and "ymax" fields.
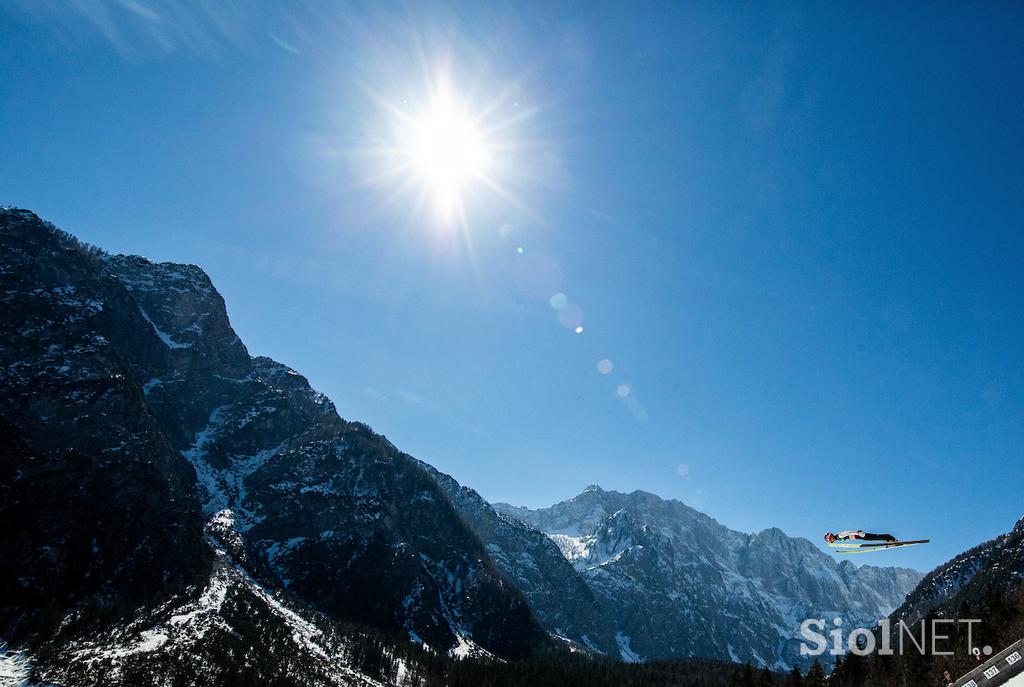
[{"xmin": 823, "ymin": 530, "xmax": 897, "ymax": 544}]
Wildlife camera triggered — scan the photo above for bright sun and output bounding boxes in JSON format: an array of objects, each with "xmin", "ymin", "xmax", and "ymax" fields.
[
  {"xmin": 404, "ymin": 93, "xmax": 491, "ymax": 221},
  {"xmin": 364, "ymin": 67, "xmax": 525, "ymax": 228},
  {"xmin": 411, "ymin": 98, "xmax": 489, "ymax": 208}
]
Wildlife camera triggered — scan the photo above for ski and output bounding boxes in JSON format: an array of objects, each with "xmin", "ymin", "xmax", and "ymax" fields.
[
  {"xmin": 837, "ymin": 546, "xmax": 906, "ymax": 554},
  {"xmin": 836, "ymin": 540, "xmax": 929, "ymax": 554},
  {"xmin": 827, "ymin": 540, "xmax": 933, "ymax": 552},
  {"xmin": 857, "ymin": 539, "xmax": 929, "ymax": 548}
]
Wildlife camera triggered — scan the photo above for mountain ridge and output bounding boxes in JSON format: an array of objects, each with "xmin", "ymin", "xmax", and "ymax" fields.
[
  {"xmin": 491, "ymin": 484, "xmax": 922, "ymax": 670},
  {"xmin": 888, "ymin": 513, "xmax": 1024, "ymax": 629},
  {"xmin": 500, "ymin": 484, "xmax": 923, "ymax": 570},
  {"xmin": 0, "ymin": 207, "xmax": 932, "ymax": 684},
  {"xmin": 0, "ymin": 207, "xmax": 550, "ymax": 684}
]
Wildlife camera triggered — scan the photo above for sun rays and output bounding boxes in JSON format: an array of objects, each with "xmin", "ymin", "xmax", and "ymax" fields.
[{"xmin": 350, "ymin": 59, "xmax": 536, "ymax": 235}]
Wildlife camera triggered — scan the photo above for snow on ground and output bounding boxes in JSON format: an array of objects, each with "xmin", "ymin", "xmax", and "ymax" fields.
[
  {"xmin": 179, "ymin": 406, "xmax": 287, "ymax": 527},
  {"xmin": 1005, "ymin": 671, "xmax": 1024, "ymax": 687},
  {"xmin": 0, "ymin": 643, "xmax": 55, "ymax": 687},
  {"xmin": 548, "ymin": 533, "xmax": 591, "ymax": 562},
  {"xmin": 447, "ymin": 633, "xmax": 498, "ymax": 662},
  {"xmin": 449, "ymin": 635, "xmax": 477, "ymax": 660},
  {"xmin": 550, "ymin": 633, "xmax": 589, "ymax": 654},
  {"xmin": 615, "ymin": 631, "xmax": 642, "ymax": 663},
  {"xmin": 394, "ymin": 658, "xmax": 410, "ymax": 686},
  {"xmin": 0, "ymin": 643, "xmax": 32, "ymax": 687},
  {"xmin": 56, "ymin": 527, "xmax": 390, "ymax": 687},
  {"xmin": 578, "ymin": 634, "xmax": 602, "ymax": 654},
  {"xmin": 137, "ymin": 307, "xmax": 191, "ymax": 349}
]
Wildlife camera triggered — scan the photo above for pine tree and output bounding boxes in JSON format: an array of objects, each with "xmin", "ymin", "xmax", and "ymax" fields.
[
  {"xmin": 838, "ymin": 649, "xmax": 866, "ymax": 687},
  {"xmin": 736, "ymin": 662, "xmax": 755, "ymax": 687},
  {"xmin": 805, "ymin": 660, "xmax": 826, "ymax": 687}
]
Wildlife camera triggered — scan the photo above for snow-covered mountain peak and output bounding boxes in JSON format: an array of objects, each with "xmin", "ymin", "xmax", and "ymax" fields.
[{"xmin": 494, "ymin": 487, "xmax": 922, "ymax": 670}]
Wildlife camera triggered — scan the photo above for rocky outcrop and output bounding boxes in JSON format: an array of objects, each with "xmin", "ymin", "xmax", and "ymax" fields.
[
  {"xmin": 494, "ymin": 485, "xmax": 922, "ymax": 670},
  {"xmin": 0, "ymin": 210, "xmax": 209, "ymax": 644},
  {"xmin": 416, "ymin": 461, "xmax": 613, "ymax": 652}
]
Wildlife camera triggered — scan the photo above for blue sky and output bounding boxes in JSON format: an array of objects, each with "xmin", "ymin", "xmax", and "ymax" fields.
[{"xmin": 2, "ymin": 1, "xmax": 1022, "ymax": 571}]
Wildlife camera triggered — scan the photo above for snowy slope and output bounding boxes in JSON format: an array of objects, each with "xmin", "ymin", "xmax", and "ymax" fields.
[
  {"xmin": 495, "ymin": 486, "xmax": 922, "ymax": 670},
  {"xmin": 33, "ymin": 522, "xmax": 395, "ymax": 687}
]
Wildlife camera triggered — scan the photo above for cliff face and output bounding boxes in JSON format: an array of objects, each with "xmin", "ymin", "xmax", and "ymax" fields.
[
  {"xmin": 417, "ymin": 461, "xmax": 613, "ymax": 651},
  {"xmin": 0, "ymin": 208, "xmax": 549, "ymax": 684},
  {"xmin": 0, "ymin": 209, "xmax": 209, "ymax": 644}
]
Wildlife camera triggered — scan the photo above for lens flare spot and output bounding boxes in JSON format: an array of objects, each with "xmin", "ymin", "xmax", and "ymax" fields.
[
  {"xmin": 597, "ymin": 359, "xmax": 613, "ymax": 374},
  {"xmin": 617, "ymin": 384, "xmax": 630, "ymax": 397},
  {"xmin": 549, "ymin": 292, "xmax": 568, "ymax": 309},
  {"xmin": 676, "ymin": 463, "xmax": 690, "ymax": 478},
  {"xmin": 575, "ymin": 326, "xmax": 584, "ymax": 334},
  {"xmin": 558, "ymin": 303, "xmax": 583, "ymax": 329}
]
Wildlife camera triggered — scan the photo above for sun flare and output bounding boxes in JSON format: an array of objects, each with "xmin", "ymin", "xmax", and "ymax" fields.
[
  {"xmin": 360, "ymin": 63, "xmax": 533, "ymax": 230},
  {"xmin": 400, "ymin": 91, "xmax": 492, "ymax": 221},
  {"xmin": 409, "ymin": 98, "xmax": 490, "ymax": 213}
]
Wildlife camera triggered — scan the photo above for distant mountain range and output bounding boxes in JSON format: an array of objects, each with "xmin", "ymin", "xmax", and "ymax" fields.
[
  {"xmin": 488, "ymin": 487, "xmax": 920, "ymax": 670},
  {"xmin": 1, "ymin": 207, "xmax": 1016, "ymax": 687}
]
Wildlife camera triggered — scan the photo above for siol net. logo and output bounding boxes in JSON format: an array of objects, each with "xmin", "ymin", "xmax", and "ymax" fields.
[{"xmin": 800, "ymin": 617, "xmax": 986, "ymax": 657}]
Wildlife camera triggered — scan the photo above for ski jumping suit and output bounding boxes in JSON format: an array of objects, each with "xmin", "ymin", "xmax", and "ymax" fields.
[{"xmin": 836, "ymin": 530, "xmax": 897, "ymax": 542}]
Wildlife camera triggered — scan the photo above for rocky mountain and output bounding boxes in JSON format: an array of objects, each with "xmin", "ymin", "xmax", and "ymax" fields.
[
  {"xmin": 3, "ymin": 510, "xmax": 445, "ymax": 687},
  {"xmin": 888, "ymin": 515, "xmax": 1024, "ymax": 628},
  {"xmin": 0, "ymin": 206, "xmax": 929, "ymax": 685},
  {"xmin": 0, "ymin": 208, "xmax": 549, "ymax": 685},
  {"xmin": 415, "ymin": 462, "xmax": 615, "ymax": 652},
  {"xmin": 0, "ymin": 212, "xmax": 210, "ymax": 647},
  {"xmin": 492, "ymin": 486, "xmax": 923, "ymax": 671}
]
